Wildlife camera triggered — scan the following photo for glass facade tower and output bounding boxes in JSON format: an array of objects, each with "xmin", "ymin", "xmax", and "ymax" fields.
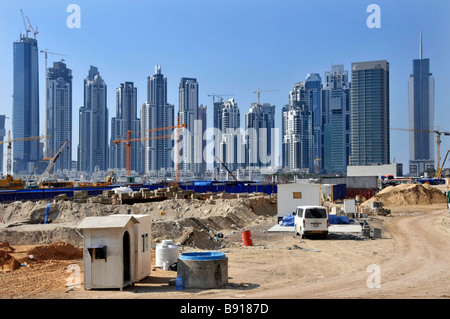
[
  {"xmin": 408, "ymin": 32, "xmax": 435, "ymax": 176},
  {"xmin": 78, "ymin": 66, "xmax": 109, "ymax": 173},
  {"xmin": 350, "ymin": 60, "xmax": 390, "ymax": 166},
  {"xmin": 12, "ymin": 35, "xmax": 40, "ymax": 174}
]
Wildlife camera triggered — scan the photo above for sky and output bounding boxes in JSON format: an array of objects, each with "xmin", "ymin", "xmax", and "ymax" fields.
[{"xmin": 1, "ymin": 0, "xmax": 450, "ymax": 173}]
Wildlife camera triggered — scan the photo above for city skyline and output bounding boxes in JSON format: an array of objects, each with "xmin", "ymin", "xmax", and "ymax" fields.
[{"xmin": 1, "ymin": 1, "xmax": 449, "ymax": 174}]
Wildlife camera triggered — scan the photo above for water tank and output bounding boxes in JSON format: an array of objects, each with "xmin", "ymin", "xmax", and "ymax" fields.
[
  {"xmin": 155, "ymin": 240, "xmax": 179, "ymax": 268},
  {"xmin": 177, "ymin": 251, "xmax": 228, "ymax": 289}
]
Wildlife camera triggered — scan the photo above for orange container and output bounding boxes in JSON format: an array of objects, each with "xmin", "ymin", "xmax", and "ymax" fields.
[{"xmin": 242, "ymin": 230, "xmax": 253, "ymax": 247}]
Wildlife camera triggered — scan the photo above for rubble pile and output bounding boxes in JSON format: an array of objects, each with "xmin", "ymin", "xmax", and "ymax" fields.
[{"xmin": 0, "ymin": 188, "xmax": 277, "ymax": 248}]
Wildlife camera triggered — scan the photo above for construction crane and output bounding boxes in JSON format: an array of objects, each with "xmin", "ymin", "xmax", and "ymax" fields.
[
  {"xmin": 40, "ymin": 49, "xmax": 68, "ymax": 159},
  {"xmin": 207, "ymin": 94, "xmax": 235, "ymax": 104},
  {"xmin": 436, "ymin": 149, "xmax": 450, "ymax": 179},
  {"xmin": 26, "ymin": 16, "xmax": 38, "ymax": 39},
  {"xmin": 113, "ymin": 124, "xmax": 187, "ymax": 179},
  {"xmin": 38, "ymin": 139, "xmax": 69, "ymax": 185},
  {"xmin": 0, "ymin": 130, "xmax": 50, "ymax": 176},
  {"xmin": 390, "ymin": 127, "xmax": 450, "ymax": 173},
  {"xmin": 20, "ymin": 9, "xmax": 32, "ymax": 42},
  {"xmin": 253, "ymin": 89, "xmax": 276, "ymax": 105},
  {"xmin": 214, "ymin": 155, "xmax": 238, "ymax": 182}
]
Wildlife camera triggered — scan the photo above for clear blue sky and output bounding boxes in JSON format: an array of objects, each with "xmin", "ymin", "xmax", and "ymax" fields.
[{"xmin": 1, "ymin": 0, "xmax": 450, "ymax": 173}]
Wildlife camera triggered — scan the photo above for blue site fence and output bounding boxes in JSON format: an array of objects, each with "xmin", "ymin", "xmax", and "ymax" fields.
[{"xmin": 0, "ymin": 181, "xmax": 279, "ymax": 203}]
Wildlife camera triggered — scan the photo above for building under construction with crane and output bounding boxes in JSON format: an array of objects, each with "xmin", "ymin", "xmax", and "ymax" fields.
[{"xmin": 12, "ymin": 10, "xmax": 41, "ymax": 175}]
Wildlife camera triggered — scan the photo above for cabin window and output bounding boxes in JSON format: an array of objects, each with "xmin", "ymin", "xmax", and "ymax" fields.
[
  {"xmin": 87, "ymin": 245, "xmax": 107, "ymax": 262},
  {"xmin": 293, "ymin": 192, "xmax": 302, "ymax": 199}
]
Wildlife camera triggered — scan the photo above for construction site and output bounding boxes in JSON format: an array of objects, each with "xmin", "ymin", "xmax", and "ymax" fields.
[{"xmin": 1, "ymin": 177, "xmax": 450, "ymax": 299}]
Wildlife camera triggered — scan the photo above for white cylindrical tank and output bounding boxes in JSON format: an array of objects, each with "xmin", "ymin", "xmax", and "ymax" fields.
[{"xmin": 155, "ymin": 240, "xmax": 179, "ymax": 268}]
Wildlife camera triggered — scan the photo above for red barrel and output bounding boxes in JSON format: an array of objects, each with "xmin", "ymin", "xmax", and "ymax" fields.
[{"xmin": 242, "ymin": 230, "xmax": 253, "ymax": 247}]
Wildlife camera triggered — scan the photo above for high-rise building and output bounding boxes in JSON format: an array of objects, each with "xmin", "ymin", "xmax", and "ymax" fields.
[
  {"xmin": 198, "ymin": 104, "xmax": 207, "ymax": 174},
  {"xmin": 350, "ymin": 60, "xmax": 390, "ymax": 166},
  {"xmin": 283, "ymin": 78, "xmax": 318, "ymax": 172},
  {"xmin": 220, "ymin": 98, "xmax": 243, "ymax": 171},
  {"xmin": 282, "ymin": 103, "xmax": 304, "ymax": 171},
  {"xmin": 305, "ymin": 74, "xmax": 322, "ymax": 173},
  {"xmin": 46, "ymin": 61, "xmax": 72, "ymax": 172},
  {"xmin": 110, "ymin": 82, "xmax": 141, "ymax": 173},
  {"xmin": 178, "ymin": 77, "xmax": 205, "ymax": 175},
  {"xmin": 78, "ymin": 66, "xmax": 109, "ymax": 173},
  {"xmin": 212, "ymin": 97, "xmax": 226, "ymax": 169},
  {"xmin": 12, "ymin": 34, "xmax": 40, "ymax": 174},
  {"xmin": 409, "ymin": 31, "xmax": 435, "ymax": 176},
  {"xmin": 141, "ymin": 66, "xmax": 174, "ymax": 174},
  {"xmin": 0, "ymin": 115, "xmax": 6, "ymax": 174},
  {"xmin": 245, "ymin": 102, "xmax": 276, "ymax": 167},
  {"xmin": 322, "ymin": 64, "xmax": 351, "ymax": 173}
]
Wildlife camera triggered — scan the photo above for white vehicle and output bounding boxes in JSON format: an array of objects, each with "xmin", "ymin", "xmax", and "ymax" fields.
[{"xmin": 293, "ymin": 205, "xmax": 329, "ymax": 239}]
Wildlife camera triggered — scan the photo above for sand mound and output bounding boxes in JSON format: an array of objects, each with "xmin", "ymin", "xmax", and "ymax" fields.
[
  {"xmin": 0, "ymin": 241, "xmax": 15, "ymax": 252},
  {"xmin": 0, "ymin": 251, "xmax": 21, "ymax": 271},
  {"xmin": 27, "ymin": 242, "xmax": 83, "ymax": 260},
  {"xmin": 363, "ymin": 184, "xmax": 447, "ymax": 207}
]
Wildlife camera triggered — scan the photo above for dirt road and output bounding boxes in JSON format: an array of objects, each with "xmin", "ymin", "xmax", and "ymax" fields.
[{"xmin": 1, "ymin": 205, "xmax": 450, "ymax": 299}]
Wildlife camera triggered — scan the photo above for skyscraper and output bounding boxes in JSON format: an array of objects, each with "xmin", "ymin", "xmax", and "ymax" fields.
[
  {"xmin": 245, "ymin": 102, "xmax": 276, "ymax": 167},
  {"xmin": 220, "ymin": 98, "xmax": 243, "ymax": 171},
  {"xmin": 78, "ymin": 66, "xmax": 109, "ymax": 173},
  {"xmin": 350, "ymin": 60, "xmax": 390, "ymax": 166},
  {"xmin": 282, "ymin": 102, "xmax": 305, "ymax": 171},
  {"xmin": 198, "ymin": 104, "xmax": 207, "ymax": 175},
  {"xmin": 0, "ymin": 115, "xmax": 6, "ymax": 174},
  {"xmin": 178, "ymin": 77, "xmax": 205, "ymax": 175},
  {"xmin": 409, "ymin": 31, "xmax": 435, "ymax": 176},
  {"xmin": 283, "ymin": 78, "xmax": 318, "ymax": 172},
  {"xmin": 46, "ymin": 61, "xmax": 72, "ymax": 172},
  {"xmin": 110, "ymin": 82, "xmax": 141, "ymax": 173},
  {"xmin": 322, "ymin": 64, "xmax": 351, "ymax": 173},
  {"xmin": 141, "ymin": 66, "xmax": 174, "ymax": 174},
  {"xmin": 12, "ymin": 34, "xmax": 40, "ymax": 174},
  {"xmin": 305, "ymin": 74, "xmax": 322, "ymax": 173}
]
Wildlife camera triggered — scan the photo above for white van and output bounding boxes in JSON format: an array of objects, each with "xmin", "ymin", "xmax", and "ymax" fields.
[{"xmin": 293, "ymin": 205, "xmax": 329, "ymax": 239}]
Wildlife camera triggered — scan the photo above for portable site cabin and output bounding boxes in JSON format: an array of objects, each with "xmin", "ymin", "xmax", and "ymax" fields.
[
  {"xmin": 77, "ymin": 214, "xmax": 152, "ymax": 290},
  {"xmin": 277, "ymin": 183, "xmax": 322, "ymax": 222}
]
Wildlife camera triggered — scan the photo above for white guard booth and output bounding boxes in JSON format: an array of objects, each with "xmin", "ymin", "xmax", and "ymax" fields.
[{"xmin": 77, "ymin": 214, "xmax": 152, "ymax": 290}]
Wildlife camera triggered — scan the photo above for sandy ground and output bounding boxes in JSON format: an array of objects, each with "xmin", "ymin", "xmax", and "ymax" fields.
[{"xmin": 1, "ymin": 203, "xmax": 450, "ymax": 300}]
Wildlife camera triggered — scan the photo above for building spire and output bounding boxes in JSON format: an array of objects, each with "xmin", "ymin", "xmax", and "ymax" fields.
[{"xmin": 420, "ymin": 30, "xmax": 423, "ymax": 59}]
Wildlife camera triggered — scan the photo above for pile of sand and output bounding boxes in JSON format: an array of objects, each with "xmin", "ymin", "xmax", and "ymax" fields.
[
  {"xmin": 0, "ymin": 241, "xmax": 15, "ymax": 252},
  {"xmin": 0, "ymin": 251, "xmax": 21, "ymax": 271},
  {"xmin": 362, "ymin": 183, "xmax": 447, "ymax": 207},
  {"xmin": 27, "ymin": 242, "xmax": 83, "ymax": 260}
]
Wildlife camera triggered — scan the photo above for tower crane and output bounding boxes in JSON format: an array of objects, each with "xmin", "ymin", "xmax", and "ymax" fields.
[
  {"xmin": 113, "ymin": 123, "xmax": 187, "ymax": 180},
  {"xmin": 40, "ymin": 49, "xmax": 68, "ymax": 159},
  {"xmin": 20, "ymin": 9, "xmax": 31, "ymax": 42},
  {"xmin": 253, "ymin": 89, "xmax": 276, "ymax": 105},
  {"xmin": 207, "ymin": 94, "xmax": 235, "ymax": 104},
  {"xmin": 0, "ymin": 130, "xmax": 50, "ymax": 176},
  {"xmin": 390, "ymin": 127, "xmax": 450, "ymax": 174},
  {"xmin": 26, "ymin": 16, "xmax": 38, "ymax": 39}
]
